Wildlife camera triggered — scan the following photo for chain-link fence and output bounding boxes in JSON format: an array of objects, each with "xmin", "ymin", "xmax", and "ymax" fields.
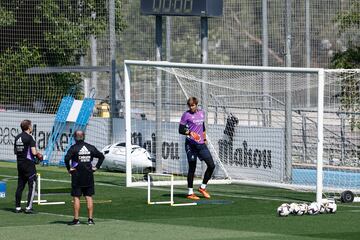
[
  {"xmin": 1, "ymin": 0, "xmax": 358, "ymax": 109},
  {"xmin": 0, "ymin": 0, "xmax": 359, "ymax": 165},
  {"xmin": 118, "ymin": 0, "xmax": 359, "ymax": 68}
]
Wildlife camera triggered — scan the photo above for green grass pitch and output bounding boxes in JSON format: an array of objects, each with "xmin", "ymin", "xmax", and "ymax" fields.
[{"xmin": 1, "ymin": 161, "xmax": 360, "ymax": 240}]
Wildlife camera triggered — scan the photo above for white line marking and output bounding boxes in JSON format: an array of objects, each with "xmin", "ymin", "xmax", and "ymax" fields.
[{"xmin": 3, "ymin": 174, "xmax": 360, "ymax": 208}]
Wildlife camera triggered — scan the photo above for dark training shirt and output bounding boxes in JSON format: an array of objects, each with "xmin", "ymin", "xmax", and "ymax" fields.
[
  {"xmin": 64, "ymin": 141, "xmax": 104, "ymax": 187},
  {"xmin": 14, "ymin": 132, "xmax": 36, "ymax": 164}
]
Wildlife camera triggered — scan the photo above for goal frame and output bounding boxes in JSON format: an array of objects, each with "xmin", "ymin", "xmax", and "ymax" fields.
[{"xmin": 124, "ymin": 60, "xmax": 325, "ymax": 203}]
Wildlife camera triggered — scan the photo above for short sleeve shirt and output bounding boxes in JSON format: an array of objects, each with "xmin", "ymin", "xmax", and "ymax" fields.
[
  {"xmin": 179, "ymin": 109, "xmax": 205, "ymax": 144},
  {"xmin": 14, "ymin": 132, "xmax": 36, "ymax": 164}
]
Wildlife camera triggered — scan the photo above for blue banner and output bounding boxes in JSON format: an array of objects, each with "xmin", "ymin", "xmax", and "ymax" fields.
[{"xmin": 0, "ymin": 181, "xmax": 6, "ymax": 198}]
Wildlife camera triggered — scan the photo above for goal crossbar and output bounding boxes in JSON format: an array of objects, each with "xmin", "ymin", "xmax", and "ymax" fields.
[{"xmin": 124, "ymin": 60, "xmax": 322, "ymax": 73}]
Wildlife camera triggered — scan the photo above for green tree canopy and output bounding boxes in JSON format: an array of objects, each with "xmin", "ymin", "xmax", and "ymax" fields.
[
  {"xmin": 0, "ymin": 0, "xmax": 125, "ymax": 113},
  {"xmin": 331, "ymin": 0, "xmax": 360, "ymax": 130}
]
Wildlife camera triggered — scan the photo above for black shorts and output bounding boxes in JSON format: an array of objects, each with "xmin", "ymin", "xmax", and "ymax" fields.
[
  {"xmin": 71, "ymin": 185, "xmax": 94, "ymax": 197},
  {"xmin": 185, "ymin": 139, "xmax": 213, "ymax": 163}
]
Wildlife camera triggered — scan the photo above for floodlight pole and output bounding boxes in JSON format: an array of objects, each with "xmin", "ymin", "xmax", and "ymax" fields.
[
  {"xmin": 305, "ymin": 0, "xmax": 311, "ymax": 107},
  {"xmin": 155, "ymin": 15, "xmax": 163, "ymax": 173},
  {"xmin": 285, "ymin": 0, "xmax": 293, "ymax": 182},
  {"xmin": 201, "ymin": 17, "xmax": 209, "ymax": 124},
  {"xmin": 165, "ymin": 16, "xmax": 172, "ymax": 122},
  {"xmin": 109, "ymin": 0, "xmax": 117, "ymax": 143},
  {"xmin": 262, "ymin": 0, "xmax": 270, "ymax": 127},
  {"xmin": 201, "ymin": 17, "xmax": 209, "ymax": 175},
  {"xmin": 90, "ymin": 11, "xmax": 98, "ymax": 98}
]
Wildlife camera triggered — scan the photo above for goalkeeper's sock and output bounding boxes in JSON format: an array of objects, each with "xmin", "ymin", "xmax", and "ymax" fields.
[
  {"xmin": 200, "ymin": 184, "xmax": 207, "ymax": 189},
  {"xmin": 188, "ymin": 188, "xmax": 194, "ymax": 195}
]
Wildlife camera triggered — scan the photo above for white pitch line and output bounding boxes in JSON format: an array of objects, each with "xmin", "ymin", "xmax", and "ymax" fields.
[
  {"xmin": 37, "ymin": 211, "xmax": 127, "ymax": 223},
  {"xmin": 3, "ymin": 173, "xmax": 289, "ymax": 201},
  {"xmin": 148, "ymin": 186, "xmax": 292, "ymax": 202},
  {"xmin": 0, "ymin": 175, "xmax": 18, "ymax": 182},
  {"xmin": 3, "ymin": 174, "xmax": 360, "ymax": 208},
  {"xmin": 0, "ymin": 174, "xmax": 119, "ymax": 187}
]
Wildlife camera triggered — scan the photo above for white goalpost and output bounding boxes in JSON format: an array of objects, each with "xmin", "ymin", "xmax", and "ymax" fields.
[{"xmin": 124, "ymin": 60, "xmax": 360, "ymax": 204}]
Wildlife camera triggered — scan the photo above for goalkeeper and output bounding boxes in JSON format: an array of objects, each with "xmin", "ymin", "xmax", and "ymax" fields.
[
  {"xmin": 179, "ymin": 97, "xmax": 215, "ymax": 200},
  {"xmin": 14, "ymin": 119, "xmax": 43, "ymax": 214},
  {"xmin": 64, "ymin": 130, "xmax": 104, "ymax": 225}
]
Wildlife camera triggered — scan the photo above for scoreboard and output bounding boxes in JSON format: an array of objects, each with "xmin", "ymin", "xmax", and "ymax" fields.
[{"xmin": 140, "ymin": 0, "xmax": 223, "ymax": 17}]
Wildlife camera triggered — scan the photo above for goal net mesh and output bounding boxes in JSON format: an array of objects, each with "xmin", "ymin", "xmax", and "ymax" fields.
[{"xmin": 125, "ymin": 62, "xmax": 360, "ymax": 198}]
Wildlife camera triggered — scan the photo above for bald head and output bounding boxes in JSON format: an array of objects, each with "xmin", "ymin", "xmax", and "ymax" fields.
[{"xmin": 74, "ymin": 130, "xmax": 85, "ymax": 142}]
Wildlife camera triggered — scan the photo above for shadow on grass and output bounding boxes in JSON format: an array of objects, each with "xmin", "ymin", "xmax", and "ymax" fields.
[
  {"xmin": 1, "ymin": 207, "xmax": 40, "ymax": 214},
  {"xmin": 49, "ymin": 220, "xmax": 72, "ymax": 225},
  {"xmin": 213, "ymin": 188, "xmax": 313, "ymax": 203},
  {"xmin": 2, "ymin": 207, "xmax": 17, "ymax": 213},
  {"xmin": 161, "ymin": 193, "xmax": 186, "ymax": 198}
]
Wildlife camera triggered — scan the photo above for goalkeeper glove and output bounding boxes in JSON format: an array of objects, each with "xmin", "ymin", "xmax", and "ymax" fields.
[
  {"xmin": 34, "ymin": 152, "xmax": 43, "ymax": 164},
  {"xmin": 190, "ymin": 131, "xmax": 201, "ymax": 142}
]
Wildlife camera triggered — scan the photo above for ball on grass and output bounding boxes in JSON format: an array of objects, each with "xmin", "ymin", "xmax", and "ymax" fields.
[{"xmin": 277, "ymin": 203, "xmax": 290, "ymax": 217}]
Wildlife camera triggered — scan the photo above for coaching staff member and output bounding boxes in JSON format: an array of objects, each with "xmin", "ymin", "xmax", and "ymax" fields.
[
  {"xmin": 64, "ymin": 130, "xmax": 104, "ymax": 225},
  {"xmin": 14, "ymin": 119, "xmax": 43, "ymax": 214}
]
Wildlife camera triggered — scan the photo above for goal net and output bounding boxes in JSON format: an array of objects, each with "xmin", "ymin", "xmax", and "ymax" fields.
[
  {"xmin": 320, "ymin": 69, "xmax": 360, "ymax": 201},
  {"xmin": 124, "ymin": 60, "xmax": 360, "ymax": 202}
]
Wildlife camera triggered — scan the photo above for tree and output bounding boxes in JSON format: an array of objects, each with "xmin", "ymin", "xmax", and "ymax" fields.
[
  {"xmin": 331, "ymin": 0, "xmax": 360, "ymax": 130},
  {"xmin": 331, "ymin": 0, "xmax": 360, "ymax": 69},
  {"xmin": 0, "ymin": 0, "xmax": 126, "ymax": 113}
]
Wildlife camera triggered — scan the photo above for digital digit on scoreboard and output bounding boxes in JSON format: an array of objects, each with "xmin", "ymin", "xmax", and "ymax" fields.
[{"xmin": 140, "ymin": 0, "xmax": 223, "ymax": 17}]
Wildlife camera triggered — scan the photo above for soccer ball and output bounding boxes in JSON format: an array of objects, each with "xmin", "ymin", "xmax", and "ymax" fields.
[
  {"xmin": 277, "ymin": 203, "xmax": 290, "ymax": 217},
  {"xmin": 325, "ymin": 201, "xmax": 337, "ymax": 213},
  {"xmin": 297, "ymin": 203, "xmax": 308, "ymax": 216},
  {"xmin": 289, "ymin": 203, "xmax": 301, "ymax": 215},
  {"xmin": 318, "ymin": 203, "xmax": 326, "ymax": 214},
  {"xmin": 307, "ymin": 202, "xmax": 320, "ymax": 215}
]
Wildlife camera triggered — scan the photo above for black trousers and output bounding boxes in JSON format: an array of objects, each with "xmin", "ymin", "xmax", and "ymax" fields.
[
  {"xmin": 15, "ymin": 167, "xmax": 37, "ymax": 209},
  {"xmin": 185, "ymin": 139, "xmax": 215, "ymax": 188}
]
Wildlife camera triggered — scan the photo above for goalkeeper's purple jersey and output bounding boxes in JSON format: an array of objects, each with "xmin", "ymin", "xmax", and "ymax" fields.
[{"xmin": 179, "ymin": 109, "xmax": 205, "ymax": 144}]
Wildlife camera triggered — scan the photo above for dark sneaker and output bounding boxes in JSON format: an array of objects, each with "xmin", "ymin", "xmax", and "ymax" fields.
[
  {"xmin": 14, "ymin": 208, "xmax": 23, "ymax": 213},
  {"xmin": 88, "ymin": 218, "xmax": 95, "ymax": 225},
  {"xmin": 24, "ymin": 208, "xmax": 35, "ymax": 214},
  {"xmin": 68, "ymin": 219, "xmax": 80, "ymax": 226}
]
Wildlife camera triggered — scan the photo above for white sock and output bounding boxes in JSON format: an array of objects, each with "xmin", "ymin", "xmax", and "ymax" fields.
[
  {"xmin": 16, "ymin": 207, "xmax": 21, "ymax": 211},
  {"xmin": 200, "ymin": 184, "xmax": 207, "ymax": 189},
  {"xmin": 26, "ymin": 206, "xmax": 31, "ymax": 210},
  {"xmin": 188, "ymin": 188, "xmax": 194, "ymax": 195}
]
